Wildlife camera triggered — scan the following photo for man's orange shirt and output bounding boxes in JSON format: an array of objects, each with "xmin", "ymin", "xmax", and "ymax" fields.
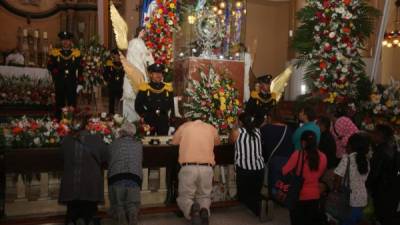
[{"xmin": 172, "ymin": 120, "xmax": 221, "ymax": 165}]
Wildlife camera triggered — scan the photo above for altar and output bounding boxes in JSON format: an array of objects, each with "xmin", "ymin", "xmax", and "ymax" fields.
[
  {"xmin": 0, "ymin": 65, "xmax": 51, "ymax": 81},
  {"xmin": 174, "ymin": 57, "xmax": 245, "ymax": 101}
]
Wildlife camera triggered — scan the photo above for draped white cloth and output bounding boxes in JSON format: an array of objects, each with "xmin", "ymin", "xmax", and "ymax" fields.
[
  {"xmin": 0, "ymin": 65, "xmax": 51, "ymax": 81},
  {"xmin": 122, "ymin": 38, "xmax": 154, "ymax": 122},
  {"xmin": 243, "ymin": 52, "xmax": 252, "ymax": 102}
]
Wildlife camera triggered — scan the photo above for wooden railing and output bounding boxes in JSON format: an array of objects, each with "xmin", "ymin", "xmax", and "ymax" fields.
[{"xmin": 0, "ymin": 144, "xmax": 237, "ymax": 218}]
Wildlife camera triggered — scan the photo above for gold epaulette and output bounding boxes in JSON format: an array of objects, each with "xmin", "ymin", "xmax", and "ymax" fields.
[
  {"xmin": 71, "ymin": 48, "xmax": 81, "ymax": 58},
  {"xmin": 163, "ymin": 82, "xmax": 173, "ymax": 92},
  {"xmin": 139, "ymin": 83, "xmax": 150, "ymax": 92},
  {"xmin": 251, "ymin": 90, "xmax": 259, "ymax": 99},
  {"xmin": 106, "ymin": 59, "xmax": 113, "ymax": 67},
  {"xmin": 49, "ymin": 48, "xmax": 61, "ymax": 57}
]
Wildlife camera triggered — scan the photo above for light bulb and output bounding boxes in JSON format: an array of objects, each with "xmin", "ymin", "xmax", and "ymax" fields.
[
  {"xmin": 382, "ymin": 40, "xmax": 388, "ymax": 46},
  {"xmin": 212, "ymin": 6, "xmax": 218, "ymax": 12},
  {"xmin": 387, "ymin": 43, "xmax": 393, "ymax": 48},
  {"xmin": 232, "ymin": 11, "xmax": 236, "ymax": 16},
  {"xmin": 393, "ymin": 39, "xmax": 399, "ymax": 45},
  {"xmin": 236, "ymin": 1, "xmax": 243, "ymax": 9},
  {"xmin": 219, "ymin": 2, "xmax": 226, "ymax": 9},
  {"xmin": 217, "ymin": 9, "xmax": 223, "ymax": 15},
  {"xmin": 188, "ymin": 15, "xmax": 196, "ymax": 24},
  {"xmin": 398, "ymin": 42, "xmax": 400, "ymax": 47},
  {"xmin": 244, "ymin": 9, "xmax": 246, "ymax": 14}
]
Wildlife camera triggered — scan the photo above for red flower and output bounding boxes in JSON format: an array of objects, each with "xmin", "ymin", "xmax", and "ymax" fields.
[
  {"xmin": 319, "ymin": 88, "xmax": 328, "ymax": 94},
  {"xmin": 30, "ymin": 121, "xmax": 39, "ymax": 131},
  {"xmin": 343, "ymin": 0, "xmax": 351, "ymax": 6},
  {"xmin": 323, "ymin": 0, "xmax": 330, "ymax": 8},
  {"xmin": 12, "ymin": 127, "xmax": 23, "ymax": 135},
  {"xmin": 342, "ymin": 27, "xmax": 351, "ymax": 33},
  {"xmin": 319, "ymin": 61, "xmax": 327, "ymax": 69},
  {"xmin": 319, "ymin": 76, "xmax": 325, "ymax": 82}
]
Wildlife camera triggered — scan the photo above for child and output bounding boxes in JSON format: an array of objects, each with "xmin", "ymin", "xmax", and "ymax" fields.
[{"xmin": 334, "ymin": 132, "xmax": 370, "ymax": 225}]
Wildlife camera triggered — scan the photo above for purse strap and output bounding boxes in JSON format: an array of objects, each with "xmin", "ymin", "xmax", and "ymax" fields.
[
  {"xmin": 343, "ymin": 155, "xmax": 351, "ymax": 189},
  {"xmin": 266, "ymin": 125, "xmax": 287, "ymax": 167}
]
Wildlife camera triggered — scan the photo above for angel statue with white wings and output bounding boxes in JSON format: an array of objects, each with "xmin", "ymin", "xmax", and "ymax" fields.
[{"xmin": 110, "ymin": 3, "xmax": 154, "ymax": 122}]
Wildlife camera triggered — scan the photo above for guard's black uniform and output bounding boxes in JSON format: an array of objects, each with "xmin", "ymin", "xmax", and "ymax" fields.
[
  {"xmin": 47, "ymin": 47, "xmax": 82, "ymax": 119},
  {"xmin": 103, "ymin": 59, "xmax": 124, "ymax": 114},
  {"xmin": 135, "ymin": 81, "xmax": 174, "ymax": 135},
  {"xmin": 245, "ymin": 90, "xmax": 275, "ymax": 127}
]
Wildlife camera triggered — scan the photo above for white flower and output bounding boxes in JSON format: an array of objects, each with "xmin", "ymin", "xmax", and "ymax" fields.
[
  {"xmin": 329, "ymin": 32, "xmax": 336, "ymax": 38},
  {"xmin": 101, "ymin": 112, "xmax": 107, "ymax": 119},
  {"xmin": 33, "ymin": 137, "xmax": 41, "ymax": 146}
]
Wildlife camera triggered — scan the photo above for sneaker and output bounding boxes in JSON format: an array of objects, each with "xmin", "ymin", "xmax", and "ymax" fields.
[
  {"xmin": 199, "ymin": 208, "xmax": 209, "ymax": 225},
  {"xmin": 190, "ymin": 202, "xmax": 201, "ymax": 225}
]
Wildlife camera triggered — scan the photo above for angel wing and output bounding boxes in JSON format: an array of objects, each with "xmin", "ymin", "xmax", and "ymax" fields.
[
  {"xmin": 110, "ymin": 2, "xmax": 128, "ymax": 50},
  {"xmin": 270, "ymin": 65, "xmax": 293, "ymax": 102},
  {"xmin": 120, "ymin": 53, "xmax": 144, "ymax": 93}
]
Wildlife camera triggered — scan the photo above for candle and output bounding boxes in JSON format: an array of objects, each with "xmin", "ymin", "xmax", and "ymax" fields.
[
  {"xmin": 23, "ymin": 29, "xmax": 28, "ymax": 37},
  {"xmin": 43, "ymin": 32, "xmax": 47, "ymax": 39},
  {"xmin": 34, "ymin": 30, "xmax": 39, "ymax": 38}
]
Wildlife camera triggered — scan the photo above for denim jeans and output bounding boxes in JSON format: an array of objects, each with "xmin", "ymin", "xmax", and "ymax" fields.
[{"xmin": 108, "ymin": 183, "xmax": 141, "ymax": 225}]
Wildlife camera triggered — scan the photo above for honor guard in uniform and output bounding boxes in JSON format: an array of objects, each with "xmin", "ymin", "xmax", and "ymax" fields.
[
  {"xmin": 245, "ymin": 74, "xmax": 276, "ymax": 127},
  {"xmin": 47, "ymin": 31, "xmax": 83, "ymax": 119},
  {"xmin": 135, "ymin": 63, "xmax": 174, "ymax": 135},
  {"xmin": 104, "ymin": 49, "xmax": 124, "ymax": 114}
]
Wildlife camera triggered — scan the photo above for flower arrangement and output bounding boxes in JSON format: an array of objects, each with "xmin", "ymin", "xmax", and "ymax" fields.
[
  {"xmin": 183, "ymin": 67, "xmax": 241, "ymax": 133},
  {"xmin": 2, "ymin": 116, "xmax": 69, "ymax": 148},
  {"xmin": 80, "ymin": 38, "xmax": 110, "ymax": 94},
  {"xmin": 0, "ymin": 75, "xmax": 54, "ymax": 107},
  {"xmin": 292, "ymin": 0, "xmax": 379, "ymax": 104},
  {"xmin": 86, "ymin": 117, "xmax": 113, "ymax": 144},
  {"xmin": 144, "ymin": 0, "xmax": 179, "ymax": 80},
  {"xmin": 361, "ymin": 81, "xmax": 400, "ymax": 130}
]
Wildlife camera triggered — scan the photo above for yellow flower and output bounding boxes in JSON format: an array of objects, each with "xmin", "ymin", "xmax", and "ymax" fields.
[
  {"xmin": 235, "ymin": 99, "xmax": 239, "ymax": 105},
  {"xmin": 213, "ymin": 94, "xmax": 219, "ymax": 99},
  {"xmin": 146, "ymin": 23, "xmax": 151, "ymax": 29},
  {"xmin": 158, "ymin": 8, "xmax": 163, "ymax": 14},
  {"xmin": 169, "ymin": 3, "xmax": 175, "ymax": 8},
  {"xmin": 370, "ymin": 94, "xmax": 381, "ymax": 104},
  {"xmin": 227, "ymin": 117, "xmax": 234, "ymax": 124},
  {"xmin": 220, "ymin": 104, "xmax": 226, "ymax": 111},
  {"xmin": 386, "ymin": 100, "xmax": 393, "ymax": 108},
  {"xmin": 323, "ymin": 92, "xmax": 337, "ymax": 104},
  {"xmin": 219, "ymin": 97, "xmax": 226, "ymax": 104}
]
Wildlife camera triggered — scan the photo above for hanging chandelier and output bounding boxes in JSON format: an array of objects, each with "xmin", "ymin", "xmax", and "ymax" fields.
[{"xmin": 382, "ymin": 0, "xmax": 400, "ymax": 48}]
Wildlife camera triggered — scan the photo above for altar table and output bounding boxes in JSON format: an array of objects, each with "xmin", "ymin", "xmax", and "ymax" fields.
[{"xmin": 0, "ymin": 65, "xmax": 51, "ymax": 81}]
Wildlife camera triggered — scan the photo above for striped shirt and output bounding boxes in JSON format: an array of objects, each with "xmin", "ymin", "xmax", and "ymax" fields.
[{"xmin": 234, "ymin": 128, "xmax": 265, "ymax": 170}]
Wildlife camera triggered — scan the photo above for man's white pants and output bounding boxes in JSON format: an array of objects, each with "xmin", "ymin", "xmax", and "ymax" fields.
[{"xmin": 176, "ymin": 165, "xmax": 213, "ymax": 220}]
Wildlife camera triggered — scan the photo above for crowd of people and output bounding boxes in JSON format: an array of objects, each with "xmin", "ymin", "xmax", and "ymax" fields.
[{"xmin": 49, "ymin": 30, "xmax": 399, "ymax": 225}]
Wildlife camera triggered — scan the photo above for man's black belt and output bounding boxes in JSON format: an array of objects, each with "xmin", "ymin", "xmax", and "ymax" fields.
[{"xmin": 181, "ymin": 162, "xmax": 213, "ymax": 167}]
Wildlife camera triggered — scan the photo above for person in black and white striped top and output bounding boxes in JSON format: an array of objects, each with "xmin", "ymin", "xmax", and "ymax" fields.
[{"xmin": 230, "ymin": 112, "xmax": 266, "ymax": 221}]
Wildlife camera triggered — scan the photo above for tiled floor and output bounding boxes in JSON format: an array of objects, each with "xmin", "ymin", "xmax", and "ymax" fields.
[{"xmin": 103, "ymin": 205, "xmax": 290, "ymax": 225}]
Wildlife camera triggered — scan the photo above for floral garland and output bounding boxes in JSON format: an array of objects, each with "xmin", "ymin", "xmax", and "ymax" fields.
[
  {"xmin": 183, "ymin": 68, "xmax": 241, "ymax": 133},
  {"xmin": 292, "ymin": 0, "xmax": 379, "ymax": 104},
  {"xmin": 2, "ymin": 116, "xmax": 69, "ymax": 148},
  {"xmin": 143, "ymin": 0, "xmax": 179, "ymax": 80},
  {"xmin": 80, "ymin": 39, "xmax": 110, "ymax": 94},
  {"xmin": 0, "ymin": 112, "xmax": 126, "ymax": 148},
  {"xmin": 0, "ymin": 75, "xmax": 54, "ymax": 107}
]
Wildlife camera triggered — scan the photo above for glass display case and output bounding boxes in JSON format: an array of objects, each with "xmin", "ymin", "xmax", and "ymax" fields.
[{"xmin": 175, "ymin": 0, "xmax": 247, "ymax": 61}]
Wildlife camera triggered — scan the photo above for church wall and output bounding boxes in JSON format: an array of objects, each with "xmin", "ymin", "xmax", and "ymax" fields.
[
  {"xmin": 0, "ymin": 7, "xmax": 61, "ymax": 51},
  {"xmin": 245, "ymin": 0, "xmax": 290, "ymax": 77}
]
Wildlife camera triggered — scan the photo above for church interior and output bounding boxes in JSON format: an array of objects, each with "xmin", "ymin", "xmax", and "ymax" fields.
[{"xmin": 0, "ymin": 0, "xmax": 400, "ymax": 225}]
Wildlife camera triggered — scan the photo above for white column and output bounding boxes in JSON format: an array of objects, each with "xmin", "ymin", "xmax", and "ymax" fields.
[{"xmin": 97, "ymin": 0, "xmax": 105, "ymax": 45}]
